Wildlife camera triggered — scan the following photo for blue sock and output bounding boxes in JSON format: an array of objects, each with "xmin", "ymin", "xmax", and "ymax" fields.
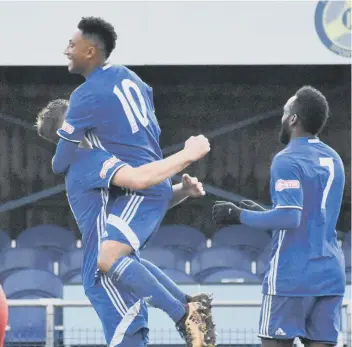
[
  {"xmin": 141, "ymin": 259, "xmax": 188, "ymax": 304},
  {"xmin": 107, "ymin": 256, "xmax": 186, "ymax": 323}
]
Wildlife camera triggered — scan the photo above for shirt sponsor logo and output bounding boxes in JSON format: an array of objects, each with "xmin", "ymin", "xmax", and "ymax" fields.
[
  {"xmin": 275, "ymin": 179, "xmax": 300, "ymax": 192},
  {"xmin": 61, "ymin": 121, "xmax": 74, "ymax": 134},
  {"xmin": 100, "ymin": 157, "xmax": 120, "ymax": 179}
]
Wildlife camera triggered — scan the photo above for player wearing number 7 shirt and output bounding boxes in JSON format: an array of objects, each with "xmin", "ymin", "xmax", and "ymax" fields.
[
  {"xmin": 52, "ymin": 17, "xmax": 213, "ymax": 347},
  {"xmin": 213, "ymin": 86, "xmax": 346, "ymax": 347}
]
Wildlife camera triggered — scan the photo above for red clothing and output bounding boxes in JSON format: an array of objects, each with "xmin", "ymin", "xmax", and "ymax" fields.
[{"xmin": 0, "ymin": 286, "xmax": 8, "ymax": 347}]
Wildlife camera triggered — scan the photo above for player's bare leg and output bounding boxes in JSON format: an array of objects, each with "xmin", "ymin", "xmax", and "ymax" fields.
[
  {"xmin": 97, "ymin": 240, "xmax": 132, "ymax": 272},
  {"xmin": 98, "ymin": 240, "xmax": 208, "ymax": 347},
  {"xmin": 261, "ymin": 338, "xmax": 294, "ymax": 347}
]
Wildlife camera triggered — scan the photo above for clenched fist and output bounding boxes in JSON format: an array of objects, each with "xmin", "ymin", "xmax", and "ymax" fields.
[{"xmin": 184, "ymin": 135, "xmax": 211, "ymax": 162}]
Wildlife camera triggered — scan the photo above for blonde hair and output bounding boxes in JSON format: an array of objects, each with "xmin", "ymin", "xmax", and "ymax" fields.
[{"xmin": 36, "ymin": 99, "xmax": 69, "ymax": 143}]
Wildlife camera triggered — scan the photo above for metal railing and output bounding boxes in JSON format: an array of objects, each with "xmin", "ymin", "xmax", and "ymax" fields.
[{"xmin": 6, "ymin": 299, "xmax": 352, "ymax": 347}]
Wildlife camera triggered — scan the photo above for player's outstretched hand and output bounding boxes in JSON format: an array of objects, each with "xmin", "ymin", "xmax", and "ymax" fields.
[
  {"xmin": 239, "ymin": 200, "xmax": 266, "ymax": 212},
  {"xmin": 212, "ymin": 200, "xmax": 242, "ymax": 225},
  {"xmin": 184, "ymin": 135, "xmax": 210, "ymax": 162},
  {"xmin": 182, "ymin": 173, "xmax": 206, "ymax": 197}
]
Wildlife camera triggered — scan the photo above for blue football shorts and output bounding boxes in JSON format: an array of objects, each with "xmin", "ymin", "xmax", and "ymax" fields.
[
  {"xmin": 104, "ymin": 192, "xmax": 170, "ymax": 251},
  {"xmin": 86, "ymin": 274, "xmax": 148, "ymax": 347},
  {"xmin": 258, "ymin": 294, "xmax": 342, "ymax": 345}
]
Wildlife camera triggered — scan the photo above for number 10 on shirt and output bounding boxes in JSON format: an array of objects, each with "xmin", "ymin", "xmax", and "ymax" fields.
[{"xmin": 113, "ymin": 79, "xmax": 149, "ymax": 134}]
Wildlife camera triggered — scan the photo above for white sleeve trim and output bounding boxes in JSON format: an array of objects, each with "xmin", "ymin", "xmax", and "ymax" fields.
[
  {"xmin": 57, "ymin": 131, "xmax": 81, "ymax": 143},
  {"xmin": 275, "ymin": 205, "xmax": 303, "ymax": 211},
  {"xmin": 107, "ymin": 163, "xmax": 128, "ymax": 187}
]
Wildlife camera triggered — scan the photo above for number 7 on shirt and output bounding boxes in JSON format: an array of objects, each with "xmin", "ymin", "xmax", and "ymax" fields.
[{"xmin": 319, "ymin": 157, "xmax": 334, "ymax": 211}]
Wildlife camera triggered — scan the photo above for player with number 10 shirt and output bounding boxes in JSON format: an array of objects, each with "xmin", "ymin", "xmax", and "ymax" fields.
[
  {"xmin": 57, "ymin": 64, "xmax": 172, "ymax": 198},
  {"xmin": 53, "ymin": 16, "xmax": 213, "ymax": 347}
]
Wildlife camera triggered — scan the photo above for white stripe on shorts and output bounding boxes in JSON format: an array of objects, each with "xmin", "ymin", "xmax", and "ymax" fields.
[
  {"xmin": 109, "ymin": 300, "xmax": 141, "ymax": 347},
  {"xmin": 124, "ymin": 196, "xmax": 144, "ymax": 225},
  {"xmin": 100, "ymin": 274, "xmax": 126, "ymax": 317},
  {"xmin": 268, "ymin": 230, "xmax": 286, "ymax": 295},
  {"xmin": 96, "ymin": 189, "xmax": 128, "ymax": 318},
  {"xmin": 107, "ymin": 214, "xmax": 141, "ymax": 251},
  {"xmin": 259, "ymin": 294, "xmax": 273, "ymax": 338}
]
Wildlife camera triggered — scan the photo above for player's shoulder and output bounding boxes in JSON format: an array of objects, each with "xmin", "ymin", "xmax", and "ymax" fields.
[
  {"xmin": 106, "ymin": 64, "xmax": 135, "ymax": 79},
  {"xmin": 271, "ymin": 148, "xmax": 304, "ymax": 178},
  {"xmin": 70, "ymin": 83, "xmax": 94, "ymax": 99},
  {"xmin": 318, "ymin": 141, "xmax": 345, "ymax": 174},
  {"xmin": 272, "ymin": 148, "xmax": 298, "ymax": 167},
  {"xmin": 318, "ymin": 140, "xmax": 342, "ymax": 160},
  {"xmin": 70, "ymin": 84, "xmax": 85, "ymax": 98},
  {"xmin": 116, "ymin": 64, "xmax": 138, "ymax": 77},
  {"xmin": 114, "ymin": 64, "xmax": 150, "ymax": 87},
  {"xmin": 69, "ymin": 82, "xmax": 100, "ymax": 109}
]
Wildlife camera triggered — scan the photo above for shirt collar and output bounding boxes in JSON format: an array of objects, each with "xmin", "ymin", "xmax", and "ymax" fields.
[
  {"xmin": 289, "ymin": 136, "xmax": 320, "ymax": 146},
  {"xmin": 86, "ymin": 63, "xmax": 112, "ymax": 80}
]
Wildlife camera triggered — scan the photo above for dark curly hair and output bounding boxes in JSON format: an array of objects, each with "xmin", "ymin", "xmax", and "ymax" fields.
[
  {"xmin": 78, "ymin": 17, "xmax": 117, "ymax": 59},
  {"xmin": 36, "ymin": 99, "xmax": 69, "ymax": 144},
  {"xmin": 290, "ymin": 85, "xmax": 330, "ymax": 135}
]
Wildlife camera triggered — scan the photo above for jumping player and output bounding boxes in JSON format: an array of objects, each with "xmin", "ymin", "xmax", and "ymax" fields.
[
  {"xmin": 51, "ymin": 16, "xmax": 214, "ymax": 345},
  {"xmin": 213, "ymin": 86, "xmax": 345, "ymax": 347},
  {"xmin": 37, "ymin": 99, "xmax": 215, "ymax": 347}
]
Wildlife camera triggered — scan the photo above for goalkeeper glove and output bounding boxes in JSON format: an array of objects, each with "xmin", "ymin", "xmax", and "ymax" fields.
[{"xmin": 212, "ymin": 201, "xmax": 243, "ymax": 225}]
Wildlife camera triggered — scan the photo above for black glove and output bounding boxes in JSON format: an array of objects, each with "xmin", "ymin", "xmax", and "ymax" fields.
[
  {"xmin": 212, "ymin": 201, "xmax": 243, "ymax": 225},
  {"xmin": 239, "ymin": 199, "xmax": 266, "ymax": 212}
]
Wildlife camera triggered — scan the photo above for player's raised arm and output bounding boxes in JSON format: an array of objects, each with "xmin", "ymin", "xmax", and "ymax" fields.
[
  {"xmin": 84, "ymin": 153, "xmax": 206, "ymax": 208},
  {"xmin": 212, "ymin": 155, "xmax": 303, "ymax": 229},
  {"xmin": 37, "ymin": 99, "xmax": 210, "ymax": 188},
  {"xmin": 110, "ymin": 135, "xmax": 210, "ymax": 190}
]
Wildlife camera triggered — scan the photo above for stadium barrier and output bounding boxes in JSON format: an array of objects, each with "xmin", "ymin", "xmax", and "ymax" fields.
[{"xmin": 6, "ymin": 299, "xmax": 352, "ymax": 347}]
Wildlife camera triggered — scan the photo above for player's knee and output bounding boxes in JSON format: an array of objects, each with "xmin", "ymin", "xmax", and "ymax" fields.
[{"xmin": 97, "ymin": 240, "xmax": 133, "ymax": 273}]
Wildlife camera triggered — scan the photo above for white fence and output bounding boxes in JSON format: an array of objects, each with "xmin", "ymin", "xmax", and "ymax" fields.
[{"xmin": 6, "ymin": 299, "xmax": 352, "ymax": 347}]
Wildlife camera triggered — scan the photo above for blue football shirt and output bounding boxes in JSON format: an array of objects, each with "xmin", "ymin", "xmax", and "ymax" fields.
[
  {"xmin": 65, "ymin": 148, "xmax": 148, "ymax": 335},
  {"xmin": 262, "ymin": 137, "xmax": 346, "ymax": 296},
  {"xmin": 65, "ymin": 148, "xmax": 127, "ymax": 289},
  {"xmin": 57, "ymin": 64, "xmax": 172, "ymax": 199}
]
